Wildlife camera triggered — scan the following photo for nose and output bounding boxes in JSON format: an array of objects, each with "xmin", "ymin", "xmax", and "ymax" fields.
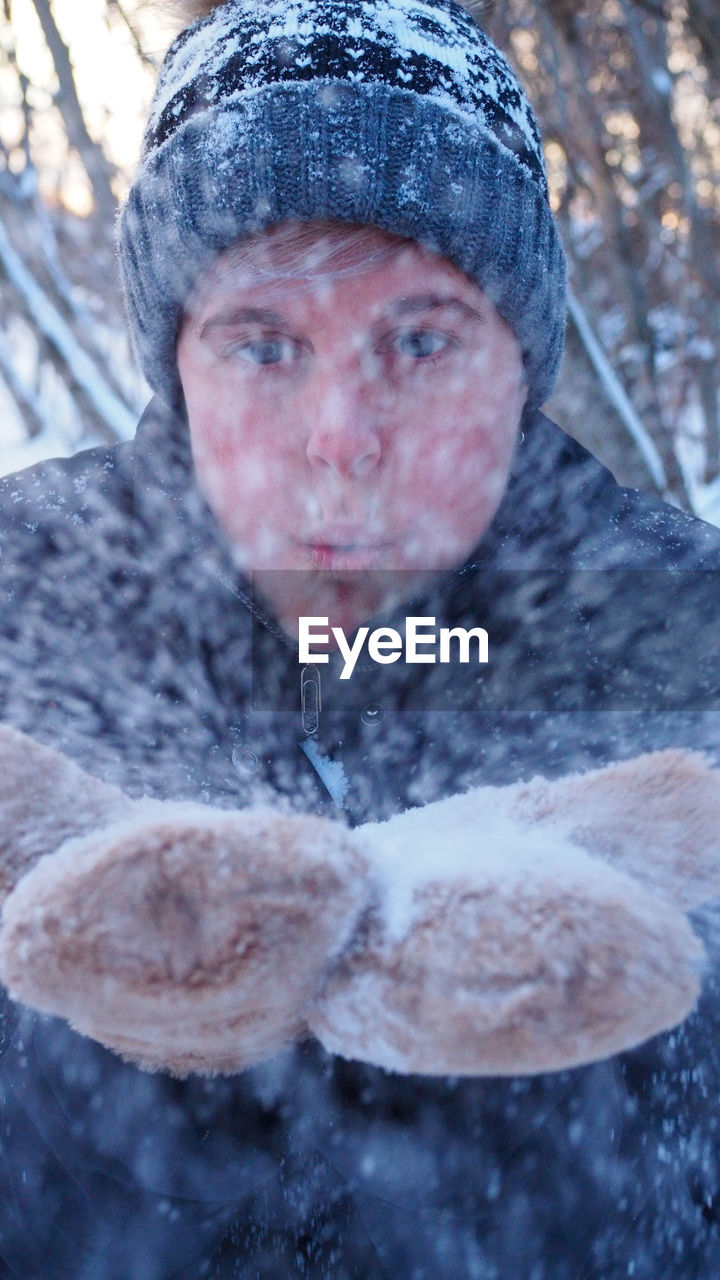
[{"xmin": 305, "ymin": 379, "xmax": 381, "ymax": 480}]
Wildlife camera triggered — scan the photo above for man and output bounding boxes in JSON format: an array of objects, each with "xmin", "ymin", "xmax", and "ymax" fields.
[
  {"xmin": 0, "ymin": 0, "xmax": 720, "ymax": 1276},
  {"xmin": 175, "ymin": 221, "xmax": 527, "ymax": 635}
]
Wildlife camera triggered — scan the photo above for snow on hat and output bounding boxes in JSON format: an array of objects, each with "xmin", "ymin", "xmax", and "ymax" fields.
[{"xmin": 119, "ymin": 0, "xmax": 566, "ymax": 407}]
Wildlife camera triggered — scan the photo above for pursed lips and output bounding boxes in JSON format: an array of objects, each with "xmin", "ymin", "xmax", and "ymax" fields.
[{"xmin": 299, "ymin": 528, "xmax": 390, "ymax": 570}]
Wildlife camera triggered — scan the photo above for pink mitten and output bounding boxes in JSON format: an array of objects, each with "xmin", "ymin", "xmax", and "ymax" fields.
[
  {"xmin": 0, "ymin": 727, "xmax": 370, "ymax": 1075},
  {"xmin": 308, "ymin": 751, "xmax": 720, "ymax": 1077},
  {"xmin": 0, "ymin": 723, "xmax": 132, "ymax": 900},
  {"xmin": 511, "ymin": 749, "xmax": 720, "ymax": 909},
  {"xmin": 3, "ymin": 726, "xmax": 719, "ymax": 1081}
]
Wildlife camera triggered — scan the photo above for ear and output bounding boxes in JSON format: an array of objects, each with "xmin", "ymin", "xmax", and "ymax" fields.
[
  {"xmin": 0, "ymin": 724, "xmax": 131, "ymax": 903},
  {"xmin": 512, "ymin": 750, "xmax": 720, "ymax": 911}
]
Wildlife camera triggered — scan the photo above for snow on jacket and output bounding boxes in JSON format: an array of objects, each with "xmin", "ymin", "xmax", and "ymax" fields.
[{"xmin": 0, "ymin": 398, "xmax": 719, "ymax": 1278}]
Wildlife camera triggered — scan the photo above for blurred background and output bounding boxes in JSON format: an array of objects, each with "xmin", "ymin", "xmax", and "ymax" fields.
[{"xmin": 0, "ymin": 0, "xmax": 718, "ymax": 519}]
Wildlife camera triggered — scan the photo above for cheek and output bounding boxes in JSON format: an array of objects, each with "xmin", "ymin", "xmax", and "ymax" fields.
[
  {"xmin": 401, "ymin": 360, "xmax": 523, "ymax": 496},
  {"xmin": 404, "ymin": 432, "xmax": 512, "ymax": 521},
  {"xmin": 391, "ymin": 372, "xmax": 523, "ymax": 563},
  {"xmin": 460, "ymin": 338, "xmax": 527, "ymax": 423},
  {"xmin": 186, "ymin": 390, "xmax": 282, "ymax": 508}
]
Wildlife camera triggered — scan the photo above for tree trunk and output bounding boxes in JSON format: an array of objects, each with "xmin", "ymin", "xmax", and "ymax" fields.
[
  {"xmin": 28, "ymin": 0, "xmax": 117, "ymax": 221},
  {"xmin": 686, "ymin": 0, "xmax": 720, "ymax": 85}
]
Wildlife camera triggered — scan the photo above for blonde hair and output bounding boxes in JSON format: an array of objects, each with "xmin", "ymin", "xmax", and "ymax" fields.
[
  {"xmin": 224, "ymin": 219, "xmax": 415, "ymax": 272},
  {"xmin": 184, "ymin": 221, "xmax": 424, "ymax": 314}
]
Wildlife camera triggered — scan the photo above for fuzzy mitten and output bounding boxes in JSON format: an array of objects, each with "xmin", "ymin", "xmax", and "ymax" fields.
[
  {"xmin": 0, "ymin": 727, "xmax": 370, "ymax": 1075},
  {"xmin": 512, "ymin": 749, "xmax": 720, "ymax": 910},
  {"xmin": 0, "ymin": 723, "xmax": 132, "ymax": 900},
  {"xmin": 1, "ymin": 726, "xmax": 719, "ymax": 1079},
  {"xmin": 308, "ymin": 751, "xmax": 720, "ymax": 1076}
]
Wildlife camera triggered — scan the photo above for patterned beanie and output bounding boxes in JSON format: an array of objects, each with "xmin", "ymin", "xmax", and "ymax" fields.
[{"xmin": 119, "ymin": 0, "xmax": 566, "ymax": 408}]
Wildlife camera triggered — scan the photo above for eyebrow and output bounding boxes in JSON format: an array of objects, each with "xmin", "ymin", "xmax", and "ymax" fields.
[
  {"xmin": 383, "ymin": 294, "xmax": 487, "ymax": 323},
  {"xmin": 198, "ymin": 307, "xmax": 286, "ymax": 339},
  {"xmin": 197, "ymin": 294, "xmax": 486, "ymax": 340}
]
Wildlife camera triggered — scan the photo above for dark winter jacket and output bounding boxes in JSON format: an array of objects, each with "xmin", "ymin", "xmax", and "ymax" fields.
[{"xmin": 1, "ymin": 398, "xmax": 720, "ymax": 1279}]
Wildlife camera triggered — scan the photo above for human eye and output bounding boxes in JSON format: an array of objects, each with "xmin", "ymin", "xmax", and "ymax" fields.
[
  {"xmin": 383, "ymin": 327, "xmax": 456, "ymax": 362},
  {"xmin": 229, "ymin": 334, "xmax": 302, "ymax": 366}
]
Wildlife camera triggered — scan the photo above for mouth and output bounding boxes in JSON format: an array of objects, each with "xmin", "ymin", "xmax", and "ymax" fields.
[
  {"xmin": 305, "ymin": 542, "xmax": 389, "ymax": 571},
  {"xmin": 299, "ymin": 527, "xmax": 390, "ymax": 571}
]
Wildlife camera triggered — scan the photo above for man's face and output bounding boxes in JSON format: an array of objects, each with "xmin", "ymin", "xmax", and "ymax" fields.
[{"xmin": 177, "ymin": 222, "xmax": 527, "ymax": 633}]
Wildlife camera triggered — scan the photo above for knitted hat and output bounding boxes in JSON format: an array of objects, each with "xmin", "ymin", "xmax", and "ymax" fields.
[{"xmin": 119, "ymin": 0, "xmax": 566, "ymax": 408}]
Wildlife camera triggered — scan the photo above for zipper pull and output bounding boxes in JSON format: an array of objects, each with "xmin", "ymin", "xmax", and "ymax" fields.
[{"xmin": 300, "ymin": 664, "xmax": 322, "ymax": 737}]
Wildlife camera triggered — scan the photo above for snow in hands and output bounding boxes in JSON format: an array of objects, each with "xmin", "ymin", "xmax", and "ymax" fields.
[{"xmin": 2, "ymin": 726, "xmax": 720, "ymax": 1078}]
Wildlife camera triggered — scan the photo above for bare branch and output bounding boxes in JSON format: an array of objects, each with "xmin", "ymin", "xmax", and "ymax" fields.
[
  {"xmin": 567, "ymin": 287, "xmax": 670, "ymax": 500},
  {"xmin": 0, "ymin": 216, "xmax": 136, "ymax": 443},
  {"xmin": 28, "ymin": 0, "xmax": 117, "ymax": 220},
  {"xmin": 106, "ymin": 0, "xmax": 159, "ymax": 69}
]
